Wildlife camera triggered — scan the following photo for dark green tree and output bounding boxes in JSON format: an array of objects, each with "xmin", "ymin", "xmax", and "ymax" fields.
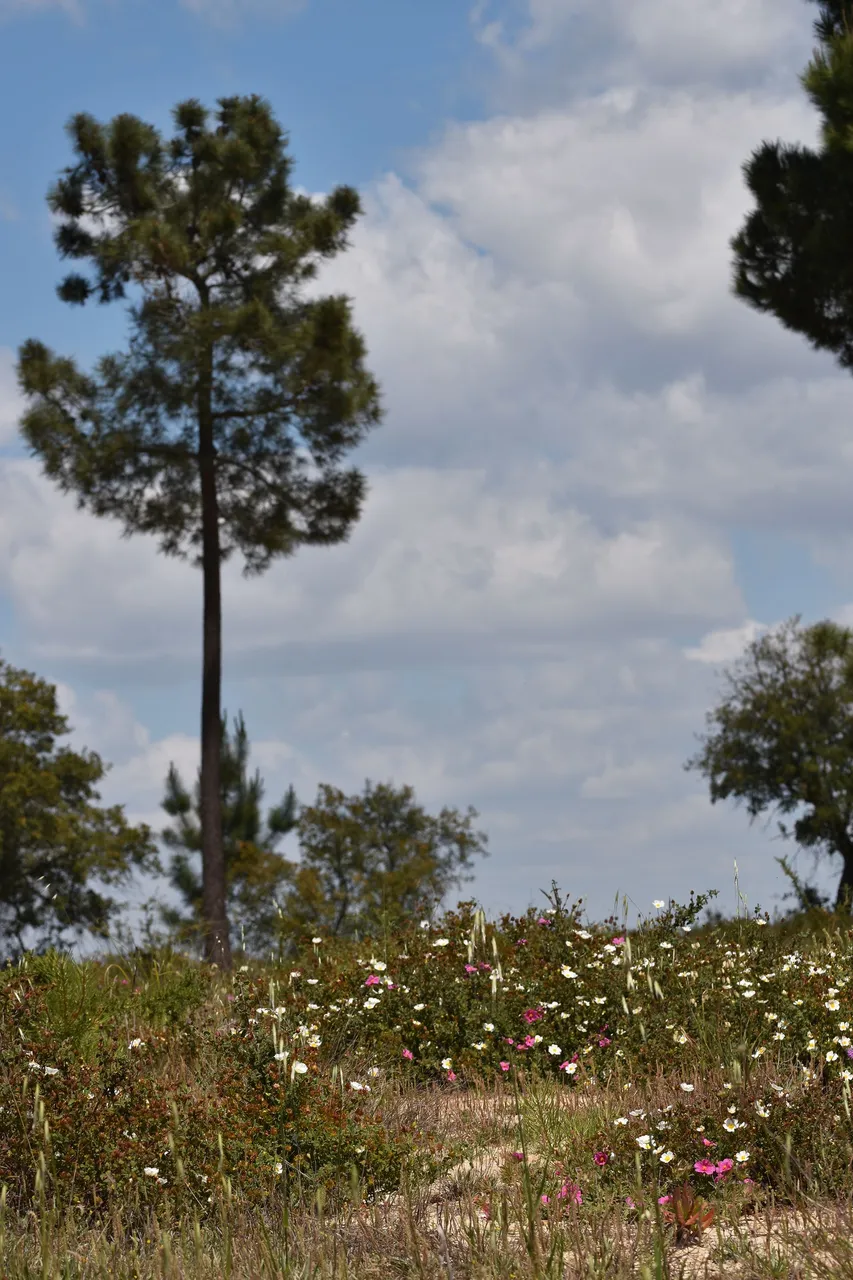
[
  {"xmin": 0, "ymin": 655, "xmax": 159, "ymax": 959},
  {"xmin": 684, "ymin": 614, "xmax": 853, "ymax": 914},
  {"xmin": 729, "ymin": 0, "xmax": 853, "ymax": 366},
  {"xmin": 157, "ymin": 709, "xmax": 299, "ymax": 957},
  {"xmin": 276, "ymin": 778, "xmax": 490, "ymax": 944},
  {"xmin": 15, "ymin": 95, "xmax": 383, "ymax": 969}
]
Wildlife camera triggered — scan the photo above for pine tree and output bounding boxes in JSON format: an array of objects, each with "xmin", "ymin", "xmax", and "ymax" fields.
[
  {"xmin": 159, "ymin": 710, "xmax": 299, "ymax": 957},
  {"xmin": 16, "ymin": 96, "xmax": 384, "ymax": 968}
]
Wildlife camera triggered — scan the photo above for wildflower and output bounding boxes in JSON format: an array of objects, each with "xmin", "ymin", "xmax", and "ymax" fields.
[
  {"xmin": 653, "ymin": 900, "xmax": 665, "ymax": 909},
  {"xmin": 367, "ymin": 1067, "xmax": 381, "ymax": 1077},
  {"xmin": 274, "ymin": 1051, "xmax": 288, "ymax": 1062},
  {"xmin": 414, "ymin": 1003, "xmax": 426, "ymax": 1011},
  {"xmin": 363, "ymin": 998, "xmax": 380, "ymax": 1009},
  {"xmin": 559, "ymin": 1061, "xmax": 578, "ymax": 1075},
  {"xmin": 128, "ymin": 1039, "xmax": 146, "ymax": 1050},
  {"xmin": 369, "ymin": 960, "xmax": 387, "ymax": 971},
  {"xmin": 350, "ymin": 1081, "xmax": 369, "ymax": 1091},
  {"xmin": 43, "ymin": 1066, "xmax": 59, "ymax": 1076},
  {"xmin": 659, "ymin": 1151, "xmax": 675, "ymax": 1164},
  {"xmin": 679, "ymin": 1083, "xmax": 694, "ymax": 1092},
  {"xmin": 402, "ymin": 1048, "xmax": 414, "ymax": 1061},
  {"xmin": 522, "ymin": 1009, "xmax": 543, "ymax": 1024},
  {"xmin": 483, "ymin": 1022, "xmax": 495, "ymax": 1032},
  {"xmin": 499, "ymin": 1061, "xmax": 510, "ymax": 1072},
  {"xmin": 593, "ymin": 1151, "xmax": 609, "ymax": 1166},
  {"xmin": 694, "ymin": 1159, "xmax": 717, "ymax": 1174},
  {"xmin": 598, "ymin": 1036, "xmax": 611, "ymax": 1047},
  {"xmin": 636, "ymin": 1135, "xmax": 652, "ymax": 1150},
  {"xmin": 441, "ymin": 1058, "xmax": 453, "ymax": 1070},
  {"xmin": 558, "ymin": 1181, "xmax": 582, "ymax": 1204},
  {"xmin": 292, "ymin": 1061, "xmax": 308, "ymax": 1075},
  {"xmin": 434, "ymin": 939, "xmax": 450, "ymax": 948},
  {"xmin": 306, "ymin": 1034, "xmax": 321, "ymax": 1048},
  {"xmin": 465, "ymin": 964, "xmax": 477, "ymax": 974},
  {"xmin": 561, "ymin": 966, "xmax": 578, "ymax": 979},
  {"xmin": 611, "ymin": 936, "xmax": 625, "ymax": 945},
  {"xmin": 274, "ymin": 1161, "xmax": 283, "ymax": 1175},
  {"xmin": 447, "ymin": 1071, "xmax": 457, "ymax": 1082},
  {"xmin": 735, "ymin": 1151, "xmax": 750, "ymax": 1163},
  {"xmin": 826, "ymin": 1000, "xmax": 841, "ymax": 1011},
  {"xmin": 365, "ymin": 975, "xmax": 381, "ymax": 986},
  {"xmin": 472, "ymin": 1041, "xmax": 486, "ymax": 1050},
  {"xmin": 143, "ymin": 1167, "xmax": 160, "ymax": 1177},
  {"xmin": 312, "ymin": 937, "xmax": 322, "ymax": 944},
  {"xmin": 547, "ymin": 1044, "xmax": 562, "ymax": 1056}
]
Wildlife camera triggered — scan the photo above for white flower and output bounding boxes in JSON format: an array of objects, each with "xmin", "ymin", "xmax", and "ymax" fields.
[
  {"xmin": 274, "ymin": 1161, "xmax": 283, "ymax": 1175},
  {"xmin": 826, "ymin": 1000, "xmax": 841, "ymax": 1011},
  {"xmin": 659, "ymin": 1151, "xmax": 675, "ymax": 1164},
  {"xmin": 434, "ymin": 939, "xmax": 450, "ymax": 948},
  {"xmin": 369, "ymin": 959, "xmax": 387, "ymax": 971},
  {"xmin": 363, "ymin": 997, "xmax": 380, "ymax": 1009},
  {"xmin": 636, "ymin": 1135, "xmax": 652, "ymax": 1149},
  {"xmin": 367, "ymin": 1067, "xmax": 381, "ymax": 1077},
  {"xmin": 472, "ymin": 1041, "xmax": 486, "ymax": 1050},
  {"xmin": 420, "ymin": 921, "xmax": 430, "ymax": 929},
  {"xmin": 561, "ymin": 1062, "xmax": 578, "ymax": 1075},
  {"xmin": 128, "ymin": 1039, "xmax": 145, "ymax": 1050},
  {"xmin": 483, "ymin": 1022, "xmax": 495, "ymax": 1032},
  {"xmin": 307, "ymin": 1034, "xmax": 322, "ymax": 1048},
  {"xmin": 547, "ymin": 1044, "xmax": 562, "ymax": 1056},
  {"xmin": 735, "ymin": 1150, "xmax": 750, "ymax": 1163},
  {"xmin": 43, "ymin": 1066, "xmax": 59, "ymax": 1076},
  {"xmin": 274, "ymin": 1051, "xmax": 288, "ymax": 1062},
  {"xmin": 441, "ymin": 1057, "xmax": 453, "ymax": 1070},
  {"xmin": 413, "ymin": 1003, "xmax": 426, "ymax": 1011},
  {"xmin": 653, "ymin": 900, "xmax": 665, "ymax": 909},
  {"xmin": 561, "ymin": 966, "xmax": 578, "ymax": 979},
  {"xmin": 312, "ymin": 937, "xmax": 323, "ymax": 944},
  {"xmin": 350, "ymin": 1081, "xmax": 370, "ymax": 1091},
  {"xmin": 679, "ymin": 1083, "xmax": 694, "ymax": 1092},
  {"xmin": 614, "ymin": 1117, "xmax": 628, "ymax": 1126},
  {"xmin": 143, "ymin": 1167, "xmax": 160, "ymax": 1177},
  {"xmin": 292, "ymin": 1061, "xmax": 308, "ymax": 1075}
]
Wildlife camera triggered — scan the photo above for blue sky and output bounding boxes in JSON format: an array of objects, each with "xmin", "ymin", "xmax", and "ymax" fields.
[{"xmin": 2, "ymin": 0, "xmax": 853, "ymax": 956}]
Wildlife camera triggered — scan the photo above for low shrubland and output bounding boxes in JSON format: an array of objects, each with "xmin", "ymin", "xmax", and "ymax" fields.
[{"xmin": 4, "ymin": 886, "xmax": 853, "ymax": 1276}]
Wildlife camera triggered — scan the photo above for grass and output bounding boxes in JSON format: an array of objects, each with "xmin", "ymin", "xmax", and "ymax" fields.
[{"xmin": 4, "ymin": 884, "xmax": 853, "ymax": 1275}]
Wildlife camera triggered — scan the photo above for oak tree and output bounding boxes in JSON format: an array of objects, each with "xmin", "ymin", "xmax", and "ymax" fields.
[
  {"xmin": 684, "ymin": 615, "xmax": 853, "ymax": 914},
  {"xmin": 0, "ymin": 655, "xmax": 159, "ymax": 959}
]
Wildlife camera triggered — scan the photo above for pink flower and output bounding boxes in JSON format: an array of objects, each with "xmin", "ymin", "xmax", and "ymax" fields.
[
  {"xmin": 511, "ymin": 1152, "xmax": 524, "ymax": 1161},
  {"xmin": 611, "ymin": 936, "xmax": 625, "ymax": 946},
  {"xmin": 715, "ymin": 1159, "xmax": 734, "ymax": 1178},
  {"xmin": 464, "ymin": 964, "xmax": 477, "ymax": 974},
  {"xmin": 701, "ymin": 1138, "xmax": 717, "ymax": 1148},
  {"xmin": 516, "ymin": 939, "xmax": 527, "ymax": 946},
  {"xmin": 557, "ymin": 1181, "xmax": 582, "ymax": 1205},
  {"xmin": 402, "ymin": 1048, "xmax": 414, "ymax": 1061},
  {"xmin": 447, "ymin": 1071, "xmax": 457, "ymax": 1082},
  {"xmin": 537, "ymin": 917, "xmax": 551, "ymax": 926},
  {"xmin": 479, "ymin": 962, "xmax": 492, "ymax": 971},
  {"xmin": 592, "ymin": 1151, "xmax": 609, "ymax": 1166},
  {"xmin": 522, "ymin": 1009, "xmax": 543, "ymax": 1024},
  {"xmin": 658, "ymin": 1195, "xmax": 671, "ymax": 1206},
  {"xmin": 505, "ymin": 1038, "xmax": 515, "ymax": 1045},
  {"xmin": 625, "ymin": 1196, "xmax": 636, "ymax": 1209},
  {"xmin": 540, "ymin": 1194, "xmax": 550, "ymax": 1205},
  {"xmin": 499, "ymin": 1061, "xmax": 510, "ymax": 1072},
  {"xmin": 598, "ymin": 1037, "xmax": 611, "ymax": 1047},
  {"xmin": 694, "ymin": 1159, "xmax": 717, "ymax": 1175},
  {"xmin": 365, "ymin": 975, "xmax": 381, "ymax": 986},
  {"xmin": 523, "ymin": 1034, "xmax": 536, "ymax": 1048}
]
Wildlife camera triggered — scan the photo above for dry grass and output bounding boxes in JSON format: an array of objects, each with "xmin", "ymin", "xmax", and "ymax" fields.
[{"xmin": 4, "ymin": 1069, "xmax": 853, "ymax": 1278}]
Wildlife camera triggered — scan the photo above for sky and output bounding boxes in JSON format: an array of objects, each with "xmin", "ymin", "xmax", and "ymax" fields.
[{"xmin": 0, "ymin": 0, "xmax": 851, "ymax": 956}]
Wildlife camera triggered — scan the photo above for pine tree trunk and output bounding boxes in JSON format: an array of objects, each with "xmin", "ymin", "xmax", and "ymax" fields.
[
  {"xmin": 835, "ymin": 858, "xmax": 853, "ymax": 915},
  {"xmin": 198, "ymin": 340, "xmax": 231, "ymax": 971}
]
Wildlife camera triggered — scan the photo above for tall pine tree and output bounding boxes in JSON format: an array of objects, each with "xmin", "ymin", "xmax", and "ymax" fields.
[{"xmin": 16, "ymin": 96, "xmax": 383, "ymax": 968}]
